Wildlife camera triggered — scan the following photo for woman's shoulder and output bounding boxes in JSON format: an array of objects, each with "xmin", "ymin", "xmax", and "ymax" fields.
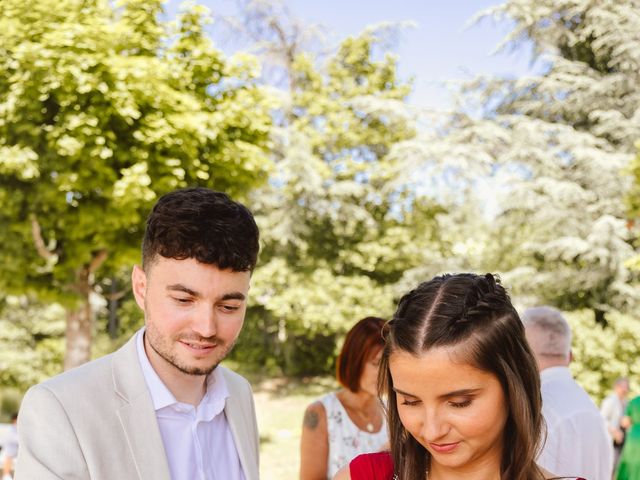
[
  {"xmin": 315, "ymin": 390, "xmax": 339, "ymax": 409},
  {"xmin": 545, "ymin": 474, "xmax": 587, "ymax": 480},
  {"xmin": 302, "ymin": 398, "xmax": 328, "ymax": 432},
  {"xmin": 539, "ymin": 466, "xmax": 586, "ymax": 480},
  {"xmin": 349, "ymin": 452, "xmax": 393, "ymax": 480}
]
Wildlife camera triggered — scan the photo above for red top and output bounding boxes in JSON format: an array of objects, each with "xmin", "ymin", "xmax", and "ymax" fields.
[
  {"xmin": 349, "ymin": 452, "xmax": 393, "ymax": 480},
  {"xmin": 349, "ymin": 452, "xmax": 587, "ymax": 480}
]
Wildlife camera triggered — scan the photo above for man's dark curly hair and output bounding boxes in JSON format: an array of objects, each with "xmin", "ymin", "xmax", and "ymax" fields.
[{"xmin": 141, "ymin": 187, "xmax": 259, "ymax": 272}]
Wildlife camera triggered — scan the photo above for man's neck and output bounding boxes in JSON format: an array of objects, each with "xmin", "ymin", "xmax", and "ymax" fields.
[
  {"xmin": 144, "ymin": 338, "xmax": 208, "ymax": 406},
  {"xmin": 537, "ymin": 356, "xmax": 569, "ymax": 372},
  {"xmin": 160, "ymin": 364, "xmax": 208, "ymax": 406}
]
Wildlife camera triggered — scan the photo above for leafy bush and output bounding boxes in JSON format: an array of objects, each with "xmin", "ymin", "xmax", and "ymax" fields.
[{"xmin": 567, "ymin": 309, "xmax": 640, "ymax": 402}]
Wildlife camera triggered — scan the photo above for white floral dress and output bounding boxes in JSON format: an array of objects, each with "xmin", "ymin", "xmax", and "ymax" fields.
[{"xmin": 319, "ymin": 392, "xmax": 388, "ymax": 479}]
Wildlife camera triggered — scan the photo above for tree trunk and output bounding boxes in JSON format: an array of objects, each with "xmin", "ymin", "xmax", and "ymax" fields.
[
  {"xmin": 64, "ymin": 296, "xmax": 93, "ymax": 370},
  {"xmin": 594, "ymin": 308, "xmax": 608, "ymax": 328},
  {"xmin": 108, "ymin": 276, "xmax": 119, "ymax": 339},
  {"xmin": 30, "ymin": 213, "xmax": 107, "ymax": 370},
  {"xmin": 63, "ymin": 255, "xmax": 105, "ymax": 370}
]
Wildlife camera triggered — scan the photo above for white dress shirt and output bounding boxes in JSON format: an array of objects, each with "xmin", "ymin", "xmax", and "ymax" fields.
[
  {"xmin": 538, "ymin": 366, "xmax": 613, "ymax": 480},
  {"xmin": 136, "ymin": 329, "xmax": 245, "ymax": 480}
]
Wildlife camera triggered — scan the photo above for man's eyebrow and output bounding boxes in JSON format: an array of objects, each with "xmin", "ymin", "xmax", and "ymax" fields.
[
  {"xmin": 220, "ymin": 292, "xmax": 246, "ymax": 301},
  {"xmin": 167, "ymin": 284, "xmax": 199, "ymax": 297},
  {"xmin": 166, "ymin": 285, "xmax": 246, "ymax": 302}
]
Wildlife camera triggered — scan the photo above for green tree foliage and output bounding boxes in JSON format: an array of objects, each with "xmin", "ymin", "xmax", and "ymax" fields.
[
  {"xmin": 625, "ymin": 147, "xmax": 640, "ymax": 270},
  {"xmin": 0, "ymin": 296, "xmax": 65, "ymax": 390},
  {"xmin": 0, "ymin": 0, "xmax": 272, "ymax": 370},
  {"xmin": 223, "ymin": 4, "xmax": 444, "ymax": 375},
  {"xmin": 567, "ymin": 309, "xmax": 640, "ymax": 402},
  {"xmin": 627, "ymin": 149, "xmax": 640, "ymax": 219}
]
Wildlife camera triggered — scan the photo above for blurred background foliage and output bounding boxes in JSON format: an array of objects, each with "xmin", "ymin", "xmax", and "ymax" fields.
[{"xmin": 1, "ymin": 0, "xmax": 639, "ymax": 410}]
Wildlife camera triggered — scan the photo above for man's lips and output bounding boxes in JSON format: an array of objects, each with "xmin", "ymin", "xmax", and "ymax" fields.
[
  {"xmin": 179, "ymin": 340, "xmax": 217, "ymax": 352},
  {"xmin": 429, "ymin": 442, "xmax": 460, "ymax": 454}
]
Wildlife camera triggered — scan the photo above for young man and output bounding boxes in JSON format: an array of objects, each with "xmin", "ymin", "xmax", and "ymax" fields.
[{"xmin": 16, "ymin": 188, "xmax": 260, "ymax": 480}]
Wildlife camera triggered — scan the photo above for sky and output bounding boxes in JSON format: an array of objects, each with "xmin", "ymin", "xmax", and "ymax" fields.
[{"xmin": 167, "ymin": 0, "xmax": 539, "ymax": 110}]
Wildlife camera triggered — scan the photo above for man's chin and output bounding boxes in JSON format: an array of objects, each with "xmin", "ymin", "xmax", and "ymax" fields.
[{"xmin": 173, "ymin": 359, "xmax": 220, "ymax": 376}]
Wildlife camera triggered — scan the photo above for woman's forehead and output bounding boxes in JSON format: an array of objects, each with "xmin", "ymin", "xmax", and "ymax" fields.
[{"xmin": 389, "ymin": 346, "xmax": 498, "ymax": 392}]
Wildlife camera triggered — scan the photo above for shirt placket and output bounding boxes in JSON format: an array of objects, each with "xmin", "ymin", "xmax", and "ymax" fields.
[{"xmin": 191, "ymin": 413, "xmax": 210, "ymax": 480}]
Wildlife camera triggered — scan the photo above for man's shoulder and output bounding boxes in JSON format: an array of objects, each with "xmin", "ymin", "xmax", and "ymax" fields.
[
  {"xmin": 600, "ymin": 393, "xmax": 616, "ymax": 409},
  {"xmin": 29, "ymin": 337, "xmax": 135, "ymax": 398},
  {"xmin": 544, "ymin": 390, "xmax": 607, "ymax": 434},
  {"xmin": 542, "ymin": 376, "xmax": 602, "ymax": 420},
  {"xmin": 38, "ymin": 353, "xmax": 113, "ymax": 391},
  {"xmin": 19, "ymin": 353, "xmax": 116, "ymax": 422}
]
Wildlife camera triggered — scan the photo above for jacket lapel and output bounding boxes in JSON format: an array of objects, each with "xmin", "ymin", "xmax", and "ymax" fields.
[
  {"xmin": 111, "ymin": 335, "xmax": 171, "ymax": 480},
  {"xmin": 223, "ymin": 369, "xmax": 259, "ymax": 480}
]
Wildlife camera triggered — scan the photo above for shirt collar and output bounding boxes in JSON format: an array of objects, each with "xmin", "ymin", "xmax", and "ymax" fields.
[
  {"xmin": 135, "ymin": 327, "xmax": 230, "ymax": 416},
  {"xmin": 540, "ymin": 365, "xmax": 572, "ymax": 384}
]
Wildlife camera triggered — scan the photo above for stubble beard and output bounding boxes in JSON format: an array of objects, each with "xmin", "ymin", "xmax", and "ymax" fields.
[{"xmin": 146, "ymin": 325, "xmax": 238, "ymax": 376}]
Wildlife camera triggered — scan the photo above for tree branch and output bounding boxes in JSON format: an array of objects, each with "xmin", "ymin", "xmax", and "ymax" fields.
[
  {"xmin": 104, "ymin": 289, "xmax": 127, "ymax": 301},
  {"xmin": 30, "ymin": 213, "xmax": 55, "ymax": 261},
  {"xmin": 88, "ymin": 249, "xmax": 108, "ymax": 274}
]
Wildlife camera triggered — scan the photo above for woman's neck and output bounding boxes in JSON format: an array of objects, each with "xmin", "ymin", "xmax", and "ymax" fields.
[
  {"xmin": 337, "ymin": 388, "xmax": 384, "ymax": 432},
  {"xmin": 428, "ymin": 453, "xmax": 501, "ymax": 480},
  {"xmin": 339, "ymin": 388, "xmax": 378, "ymax": 410}
]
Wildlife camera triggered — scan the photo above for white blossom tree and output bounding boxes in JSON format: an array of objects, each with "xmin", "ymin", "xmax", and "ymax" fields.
[{"xmin": 395, "ymin": 0, "xmax": 640, "ymax": 325}]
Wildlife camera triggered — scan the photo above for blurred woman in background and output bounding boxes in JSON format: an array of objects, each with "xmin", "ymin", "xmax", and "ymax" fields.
[
  {"xmin": 300, "ymin": 316, "xmax": 388, "ymax": 480},
  {"xmin": 617, "ymin": 393, "xmax": 640, "ymax": 480}
]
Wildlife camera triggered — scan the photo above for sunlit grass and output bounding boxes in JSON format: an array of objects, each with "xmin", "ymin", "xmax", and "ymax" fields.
[{"xmin": 252, "ymin": 376, "xmax": 337, "ymax": 480}]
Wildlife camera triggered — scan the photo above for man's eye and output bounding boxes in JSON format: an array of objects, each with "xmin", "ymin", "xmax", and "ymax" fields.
[
  {"xmin": 220, "ymin": 304, "xmax": 240, "ymax": 312},
  {"xmin": 173, "ymin": 297, "xmax": 192, "ymax": 304}
]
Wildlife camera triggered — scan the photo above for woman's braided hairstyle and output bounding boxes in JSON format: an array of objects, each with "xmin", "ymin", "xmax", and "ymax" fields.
[{"xmin": 380, "ymin": 273, "xmax": 544, "ymax": 480}]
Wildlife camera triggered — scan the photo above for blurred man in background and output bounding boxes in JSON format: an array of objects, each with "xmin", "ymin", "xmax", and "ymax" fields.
[
  {"xmin": 523, "ymin": 306, "xmax": 613, "ymax": 480},
  {"xmin": 601, "ymin": 377, "xmax": 630, "ymax": 475}
]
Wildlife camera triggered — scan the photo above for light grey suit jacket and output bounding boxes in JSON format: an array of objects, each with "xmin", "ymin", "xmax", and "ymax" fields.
[{"xmin": 15, "ymin": 335, "xmax": 260, "ymax": 480}]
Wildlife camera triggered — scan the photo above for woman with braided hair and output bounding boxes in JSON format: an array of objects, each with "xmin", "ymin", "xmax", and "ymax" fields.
[{"xmin": 335, "ymin": 273, "xmax": 585, "ymax": 480}]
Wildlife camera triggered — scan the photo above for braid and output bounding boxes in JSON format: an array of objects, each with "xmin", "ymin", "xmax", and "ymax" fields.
[
  {"xmin": 382, "ymin": 272, "xmax": 541, "ymax": 480},
  {"xmin": 458, "ymin": 273, "xmax": 508, "ymax": 324}
]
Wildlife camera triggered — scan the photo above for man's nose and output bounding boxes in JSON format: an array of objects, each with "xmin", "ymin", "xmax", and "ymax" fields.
[{"xmin": 191, "ymin": 305, "xmax": 217, "ymax": 338}]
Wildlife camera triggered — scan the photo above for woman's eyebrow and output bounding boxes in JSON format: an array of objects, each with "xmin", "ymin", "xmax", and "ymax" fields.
[
  {"xmin": 392, "ymin": 387, "xmax": 482, "ymax": 398},
  {"xmin": 393, "ymin": 387, "xmax": 418, "ymax": 397},
  {"xmin": 438, "ymin": 388, "xmax": 481, "ymax": 399}
]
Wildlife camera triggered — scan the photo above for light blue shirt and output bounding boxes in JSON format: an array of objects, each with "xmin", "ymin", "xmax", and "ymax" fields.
[
  {"xmin": 136, "ymin": 328, "xmax": 245, "ymax": 480},
  {"xmin": 538, "ymin": 366, "xmax": 612, "ymax": 480}
]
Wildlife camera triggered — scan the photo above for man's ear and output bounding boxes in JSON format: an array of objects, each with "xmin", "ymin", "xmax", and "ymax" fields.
[{"xmin": 131, "ymin": 265, "xmax": 147, "ymax": 310}]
